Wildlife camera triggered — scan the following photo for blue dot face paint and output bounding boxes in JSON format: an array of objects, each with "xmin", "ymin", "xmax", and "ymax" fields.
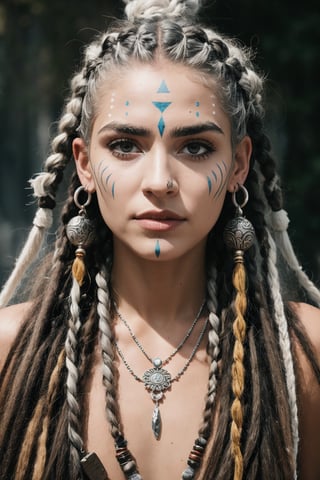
[
  {"xmin": 125, "ymin": 100, "xmax": 129, "ymax": 116},
  {"xmin": 195, "ymin": 101, "xmax": 200, "ymax": 118},
  {"xmin": 155, "ymin": 240, "xmax": 161, "ymax": 258}
]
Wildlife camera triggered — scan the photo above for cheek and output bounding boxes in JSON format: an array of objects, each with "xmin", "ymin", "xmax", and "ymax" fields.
[
  {"xmin": 92, "ymin": 159, "xmax": 118, "ymax": 199},
  {"xmin": 187, "ymin": 169, "xmax": 228, "ymax": 230},
  {"xmin": 206, "ymin": 159, "xmax": 229, "ymax": 199}
]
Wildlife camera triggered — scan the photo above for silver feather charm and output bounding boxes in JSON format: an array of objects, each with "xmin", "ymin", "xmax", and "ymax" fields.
[{"xmin": 152, "ymin": 403, "xmax": 161, "ymax": 440}]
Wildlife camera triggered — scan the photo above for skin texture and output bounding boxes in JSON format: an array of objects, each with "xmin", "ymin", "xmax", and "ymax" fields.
[
  {"xmin": 72, "ymin": 60, "xmax": 253, "ymax": 479},
  {"xmin": 74, "ymin": 61, "xmax": 251, "ymax": 267},
  {"xmin": 0, "ymin": 60, "xmax": 319, "ymax": 480}
]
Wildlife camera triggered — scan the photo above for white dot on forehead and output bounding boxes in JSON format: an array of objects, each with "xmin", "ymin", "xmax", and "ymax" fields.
[{"xmin": 109, "ymin": 92, "xmax": 115, "ymax": 114}]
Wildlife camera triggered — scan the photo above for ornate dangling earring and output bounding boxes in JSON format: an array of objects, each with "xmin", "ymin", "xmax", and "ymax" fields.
[
  {"xmin": 223, "ymin": 184, "xmax": 255, "ymax": 480},
  {"xmin": 66, "ymin": 186, "xmax": 95, "ymax": 286},
  {"xmin": 223, "ymin": 184, "xmax": 255, "ymax": 259}
]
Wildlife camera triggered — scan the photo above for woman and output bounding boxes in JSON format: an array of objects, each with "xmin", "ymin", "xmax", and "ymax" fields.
[{"xmin": 0, "ymin": 1, "xmax": 319, "ymax": 479}]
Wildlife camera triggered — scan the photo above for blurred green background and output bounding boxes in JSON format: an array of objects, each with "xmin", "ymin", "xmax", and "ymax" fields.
[{"xmin": 0, "ymin": 0, "xmax": 319, "ymax": 286}]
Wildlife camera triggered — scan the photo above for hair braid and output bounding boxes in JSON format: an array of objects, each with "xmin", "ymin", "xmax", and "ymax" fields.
[
  {"xmin": 229, "ymin": 261, "xmax": 247, "ymax": 480},
  {"xmin": 96, "ymin": 265, "xmax": 121, "ymax": 439},
  {"xmin": 266, "ymin": 230, "xmax": 298, "ymax": 472},
  {"xmin": 0, "ymin": 68, "xmax": 87, "ymax": 307},
  {"xmin": 249, "ymin": 119, "xmax": 320, "ymax": 305},
  {"xmin": 1, "ymin": 4, "xmax": 319, "ymax": 479},
  {"xmin": 198, "ymin": 266, "xmax": 220, "ymax": 440},
  {"xmin": 272, "ymin": 218, "xmax": 320, "ymax": 305},
  {"xmin": 257, "ymin": 234, "xmax": 295, "ymax": 477},
  {"xmin": 14, "ymin": 396, "xmax": 46, "ymax": 479},
  {"xmin": 32, "ymin": 349, "xmax": 66, "ymax": 480},
  {"xmin": 65, "ymin": 278, "xmax": 85, "ymax": 478}
]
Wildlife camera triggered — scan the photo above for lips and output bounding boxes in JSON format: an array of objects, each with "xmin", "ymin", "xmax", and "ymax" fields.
[
  {"xmin": 134, "ymin": 210, "xmax": 185, "ymax": 231},
  {"xmin": 135, "ymin": 210, "xmax": 185, "ymax": 221}
]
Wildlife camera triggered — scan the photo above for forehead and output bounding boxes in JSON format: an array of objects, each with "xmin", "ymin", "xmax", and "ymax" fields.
[
  {"xmin": 101, "ymin": 61, "xmax": 213, "ymax": 101},
  {"xmin": 94, "ymin": 61, "xmax": 230, "ymax": 134}
]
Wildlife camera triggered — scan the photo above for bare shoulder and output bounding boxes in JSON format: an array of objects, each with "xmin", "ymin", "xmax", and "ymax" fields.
[
  {"xmin": 291, "ymin": 301, "xmax": 320, "ymax": 362},
  {"xmin": 290, "ymin": 302, "xmax": 320, "ymax": 480},
  {"xmin": 0, "ymin": 302, "xmax": 31, "ymax": 371}
]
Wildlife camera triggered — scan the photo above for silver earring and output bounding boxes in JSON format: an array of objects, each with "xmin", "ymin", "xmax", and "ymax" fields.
[
  {"xmin": 223, "ymin": 185, "xmax": 255, "ymax": 263},
  {"xmin": 66, "ymin": 186, "xmax": 95, "ymax": 285}
]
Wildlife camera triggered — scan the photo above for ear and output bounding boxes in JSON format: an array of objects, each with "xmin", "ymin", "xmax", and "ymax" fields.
[
  {"xmin": 73, "ymin": 137, "xmax": 95, "ymax": 192},
  {"xmin": 227, "ymin": 135, "xmax": 252, "ymax": 192}
]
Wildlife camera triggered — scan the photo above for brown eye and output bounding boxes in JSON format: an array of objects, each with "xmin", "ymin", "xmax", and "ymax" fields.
[
  {"xmin": 180, "ymin": 141, "xmax": 214, "ymax": 159},
  {"xmin": 109, "ymin": 139, "xmax": 138, "ymax": 153},
  {"xmin": 186, "ymin": 142, "xmax": 205, "ymax": 154},
  {"xmin": 108, "ymin": 138, "xmax": 141, "ymax": 160}
]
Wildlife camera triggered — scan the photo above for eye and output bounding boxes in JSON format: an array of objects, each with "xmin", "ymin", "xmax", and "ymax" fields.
[
  {"xmin": 108, "ymin": 138, "xmax": 141, "ymax": 159},
  {"xmin": 179, "ymin": 141, "xmax": 215, "ymax": 159}
]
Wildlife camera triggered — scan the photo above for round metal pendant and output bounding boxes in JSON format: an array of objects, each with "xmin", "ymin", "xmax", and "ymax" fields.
[{"xmin": 142, "ymin": 367, "xmax": 172, "ymax": 392}]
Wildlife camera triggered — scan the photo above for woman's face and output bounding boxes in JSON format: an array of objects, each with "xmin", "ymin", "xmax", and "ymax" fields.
[{"xmin": 74, "ymin": 61, "xmax": 251, "ymax": 262}]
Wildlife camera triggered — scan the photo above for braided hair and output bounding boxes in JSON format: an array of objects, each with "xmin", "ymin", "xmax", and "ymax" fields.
[{"xmin": 0, "ymin": 1, "xmax": 319, "ymax": 479}]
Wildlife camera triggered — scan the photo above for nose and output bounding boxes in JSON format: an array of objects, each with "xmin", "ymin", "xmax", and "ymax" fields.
[{"xmin": 141, "ymin": 146, "xmax": 179, "ymax": 198}]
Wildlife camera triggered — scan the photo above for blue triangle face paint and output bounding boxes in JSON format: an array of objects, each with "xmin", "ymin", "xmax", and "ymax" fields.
[
  {"xmin": 157, "ymin": 80, "xmax": 170, "ymax": 93},
  {"xmin": 152, "ymin": 82, "xmax": 172, "ymax": 137},
  {"xmin": 152, "ymin": 101, "xmax": 172, "ymax": 113}
]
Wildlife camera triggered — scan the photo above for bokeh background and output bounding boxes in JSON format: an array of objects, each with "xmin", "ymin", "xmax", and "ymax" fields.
[{"xmin": 0, "ymin": 0, "xmax": 319, "ymax": 287}]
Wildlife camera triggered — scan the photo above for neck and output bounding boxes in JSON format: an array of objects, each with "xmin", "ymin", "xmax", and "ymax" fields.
[{"xmin": 111, "ymin": 246, "xmax": 207, "ymax": 328}]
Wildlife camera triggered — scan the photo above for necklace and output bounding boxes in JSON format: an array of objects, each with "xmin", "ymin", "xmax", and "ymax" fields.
[
  {"xmin": 115, "ymin": 300, "xmax": 205, "ymax": 366},
  {"xmin": 82, "ymin": 307, "xmax": 221, "ymax": 480},
  {"xmin": 115, "ymin": 307, "xmax": 208, "ymax": 440}
]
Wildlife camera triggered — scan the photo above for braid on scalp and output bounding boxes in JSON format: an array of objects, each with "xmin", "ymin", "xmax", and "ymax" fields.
[
  {"xmin": 2, "ymin": 1, "xmax": 319, "ymax": 479},
  {"xmin": 124, "ymin": 0, "xmax": 201, "ymax": 22}
]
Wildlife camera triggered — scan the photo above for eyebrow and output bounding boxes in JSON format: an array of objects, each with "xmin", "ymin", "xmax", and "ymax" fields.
[
  {"xmin": 98, "ymin": 122, "xmax": 151, "ymax": 137},
  {"xmin": 171, "ymin": 122, "xmax": 224, "ymax": 137},
  {"xmin": 97, "ymin": 121, "xmax": 224, "ymax": 137}
]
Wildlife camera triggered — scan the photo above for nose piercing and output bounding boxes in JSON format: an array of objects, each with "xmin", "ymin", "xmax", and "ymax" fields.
[{"xmin": 166, "ymin": 178, "xmax": 174, "ymax": 189}]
